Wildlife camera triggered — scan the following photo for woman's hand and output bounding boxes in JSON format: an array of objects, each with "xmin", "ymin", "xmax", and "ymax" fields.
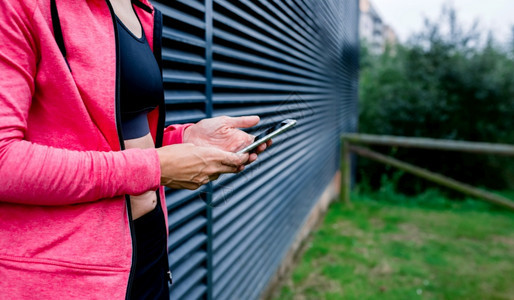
[
  {"xmin": 156, "ymin": 143, "xmax": 249, "ymax": 190},
  {"xmin": 183, "ymin": 116, "xmax": 272, "ymax": 163}
]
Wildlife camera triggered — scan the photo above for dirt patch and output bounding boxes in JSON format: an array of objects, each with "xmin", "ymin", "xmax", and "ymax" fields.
[
  {"xmin": 370, "ymin": 218, "xmax": 386, "ymax": 229},
  {"xmin": 491, "ymin": 235, "xmax": 514, "ymax": 247},
  {"xmin": 370, "ymin": 260, "xmax": 394, "ymax": 276},
  {"xmin": 386, "ymin": 223, "xmax": 429, "ymax": 246},
  {"xmin": 291, "ymin": 272, "xmax": 344, "ymax": 299}
]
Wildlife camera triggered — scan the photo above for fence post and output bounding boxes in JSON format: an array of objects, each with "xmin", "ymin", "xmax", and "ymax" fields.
[{"xmin": 342, "ymin": 140, "xmax": 351, "ymax": 203}]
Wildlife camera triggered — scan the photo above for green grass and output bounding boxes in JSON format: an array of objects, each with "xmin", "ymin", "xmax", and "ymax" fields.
[{"xmin": 273, "ymin": 189, "xmax": 514, "ymax": 300}]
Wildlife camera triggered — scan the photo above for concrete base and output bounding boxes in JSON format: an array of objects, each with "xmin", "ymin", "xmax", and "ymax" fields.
[{"xmin": 259, "ymin": 171, "xmax": 341, "ymax": 300}]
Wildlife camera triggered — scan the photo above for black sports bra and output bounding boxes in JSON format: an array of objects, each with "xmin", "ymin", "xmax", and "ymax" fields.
[
  {"xmin": 116, "ymin": 15, "xmax": 169, "ymax": 298},
  {"xmin": 117, "ymin": 16, "xmax": 163, "ymax": 139}
]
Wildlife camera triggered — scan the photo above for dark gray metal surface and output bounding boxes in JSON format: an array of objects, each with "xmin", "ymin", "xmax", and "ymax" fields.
[{"xmin": 151, "ymin": 0, "xmax": 359, "ymax": 299}]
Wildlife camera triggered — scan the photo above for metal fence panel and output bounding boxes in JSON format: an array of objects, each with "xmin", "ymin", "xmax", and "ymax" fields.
[{"xmin": 152, "ymin": 0, "xmax": 359, "ymax": 299}]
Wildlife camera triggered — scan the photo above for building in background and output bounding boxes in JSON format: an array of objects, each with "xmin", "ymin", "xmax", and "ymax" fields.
[
  {"xmin": 359, "ymin": 0, "xmax": 397, "ymax": 54},
  {"xmin": 384, "ymin": 24, "xmax": 398, "ymax": 46},
  {"xmin": 150, "ymin": 0, "xmax": 360, "ymax": 299}
]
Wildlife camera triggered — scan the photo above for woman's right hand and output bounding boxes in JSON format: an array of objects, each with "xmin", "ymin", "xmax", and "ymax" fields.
[{"xmin": 156, "ymin": 143, "xmax": 249, "ymax": 190}]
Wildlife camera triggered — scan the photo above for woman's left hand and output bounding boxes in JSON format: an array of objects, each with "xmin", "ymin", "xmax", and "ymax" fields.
[{"xmin": 183, "ymin": 115, "xmax": 272, "ymax": 163}]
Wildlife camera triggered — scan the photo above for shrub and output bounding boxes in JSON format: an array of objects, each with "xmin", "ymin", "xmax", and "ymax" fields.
[{"xmin": 358, "ymin": 7, "xmax": 514, "ymax": 194}]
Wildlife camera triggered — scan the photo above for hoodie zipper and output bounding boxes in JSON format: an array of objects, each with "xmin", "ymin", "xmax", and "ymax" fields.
[
  {"xmin": 149, "ymin": 4, "xmax": 172, "ymax": 286},
  {"xmin": 104, "ymin": 1, "xmax": 137, "ymax": 299}
]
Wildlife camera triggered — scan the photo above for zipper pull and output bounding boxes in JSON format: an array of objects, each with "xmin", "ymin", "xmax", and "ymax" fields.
[{"xmin": 167, "ymin": 270, "xmax": 173, "ymax": 285}]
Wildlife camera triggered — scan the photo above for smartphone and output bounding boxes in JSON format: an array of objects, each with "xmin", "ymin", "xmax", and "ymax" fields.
[{"xmin": 237, "ymin": 119, "xmax": 297, "ymax": 154}]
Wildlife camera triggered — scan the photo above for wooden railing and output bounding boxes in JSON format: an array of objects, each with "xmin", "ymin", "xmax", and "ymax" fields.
[{"xmin": 341, "ymin": 134, "xmax": 514, "ymax": 211}]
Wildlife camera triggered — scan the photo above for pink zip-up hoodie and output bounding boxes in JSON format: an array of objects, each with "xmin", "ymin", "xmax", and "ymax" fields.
[{"xmin": 0, "ymin": 0, "xmax": 190, "ymax": 298}]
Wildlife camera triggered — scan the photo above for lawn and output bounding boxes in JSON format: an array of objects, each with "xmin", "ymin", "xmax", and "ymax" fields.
[{"xmin": 273, "ymin": 190, "xmax": 514, "ymax": 300}]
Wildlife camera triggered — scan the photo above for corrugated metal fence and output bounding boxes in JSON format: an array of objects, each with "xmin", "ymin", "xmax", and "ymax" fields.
[{"xmin": 151, "ymin": 0, "xmax": 359, "ymax": 298}]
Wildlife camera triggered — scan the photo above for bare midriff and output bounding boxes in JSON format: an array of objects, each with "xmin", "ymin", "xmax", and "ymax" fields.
[{"xmin": 124, "ymin": 133, "xmax": 158, "ymax": 220}]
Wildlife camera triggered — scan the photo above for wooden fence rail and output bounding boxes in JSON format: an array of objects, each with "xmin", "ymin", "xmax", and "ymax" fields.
[
  {"xmin": 341, "ymin": 134, "xmax": 514, "ymax": 211},
  {"xmin": 343, "ymin": 134, "xmax": 514, "ymax": 156}
]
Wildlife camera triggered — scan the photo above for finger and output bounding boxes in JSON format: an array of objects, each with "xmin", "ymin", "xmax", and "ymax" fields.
[
  {"xmin": 255, "ymin": 143, "xmax": 267, "ymax": 154},
  {"xmin": 247, "ymin": 153, "xmax": 258, "ymax": 164},
  {"xmin": 235, "ymin": 133, "xmax": 255, "ymax": 152},
  {"xmin": 217, "ymin": 152, "xmax": 249, "ymax": 173},
  {"xmin": 215, "ymin": 163, "xmax": 240, "ymax": 174},
  {"xmin": 267, "ymin": 139, "xmax": 272, "ymax": 147},
  {"xmin": 209, "ymin": 174, "xmax": 220, "ymax": 181},
  {"xmin": 186, "ymin": 184, "xmax": 201, "ymax": 190},
  {"xmin": 238, "ymin": 153, "xmax": 250, "ymax": 165},
  {"xmin": 225, "ymin": 115, "xmax": 260, "ymax": 128},
  {"xmin": 178, "ymin": 182, "xmax": 202, "ymax": 190},
  {"xmin": 229, "ymin": 152, "xmax": 249, "ymax": 166}
]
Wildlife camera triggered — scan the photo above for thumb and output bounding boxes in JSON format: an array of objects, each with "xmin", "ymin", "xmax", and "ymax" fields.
[
  {"xmin": 226, "ymin": 115, "xmax": 260, "ymax": 128},
  {"xmin": 217, "ymin": 149, "xmax": 249, "ymax": 167},
  {"xmin": 210, "ymin": 150, "xmax": 248, "ymax": 174}
]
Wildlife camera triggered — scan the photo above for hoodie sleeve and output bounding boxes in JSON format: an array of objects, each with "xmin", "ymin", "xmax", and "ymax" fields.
[
  {"xmin": 162, "ymin": 123, "xmax": 194, "ymax": 145},
  {"xmin": 0, "ymin": 0, "xmax": 161, "ymax": 206}
]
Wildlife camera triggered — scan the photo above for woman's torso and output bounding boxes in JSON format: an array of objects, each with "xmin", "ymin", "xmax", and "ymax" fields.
[{"xmin": 112, "ymin": 0, "xmax": 169, "ymax": 298}]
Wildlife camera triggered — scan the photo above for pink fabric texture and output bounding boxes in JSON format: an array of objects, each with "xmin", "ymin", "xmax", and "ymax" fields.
[
  {"xmin": 163, "ymin": 123, "xmax": 194, "ymax": 146},
  {"xmin": 0, "ymin": 0, "xmax": 187, "ymax": 297}
]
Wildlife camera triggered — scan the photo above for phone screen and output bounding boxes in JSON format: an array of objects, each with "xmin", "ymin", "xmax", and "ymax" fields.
[{"xmin": 237, "ymin": 119, "xmax": 297, "ymax": 154}]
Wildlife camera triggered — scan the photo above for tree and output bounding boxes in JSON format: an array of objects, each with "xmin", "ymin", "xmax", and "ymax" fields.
[{"xmin": 359, "ymin": 6, "xmax": 514, "ymax": 194}]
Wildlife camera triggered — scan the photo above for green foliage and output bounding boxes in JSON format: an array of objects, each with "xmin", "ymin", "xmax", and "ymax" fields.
[
  {"xmin": 359, "ymin": 6, "xmax": 514, "ymax": 193},
  {"xmin": 274, "ymin": 192, "xmax": 514, "ymax": 299}
]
